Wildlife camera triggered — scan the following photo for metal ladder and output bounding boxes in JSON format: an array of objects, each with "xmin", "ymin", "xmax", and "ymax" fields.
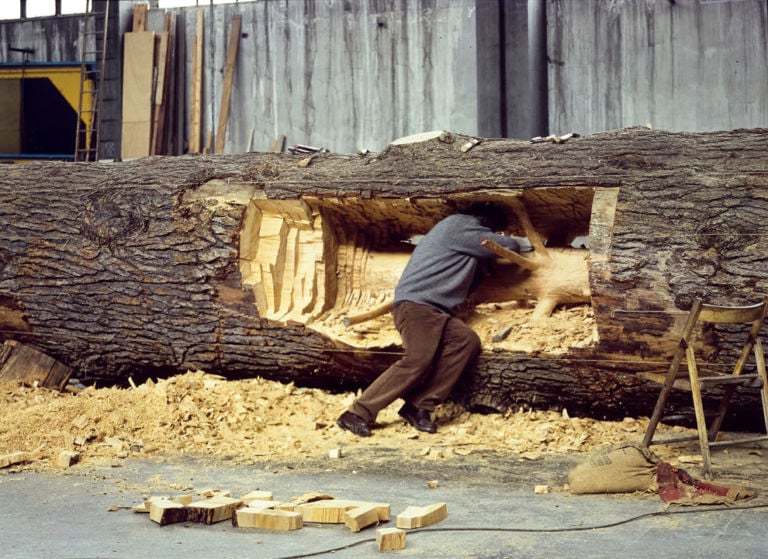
[{"xmin": 74, "ymin": 0, "xmax": 110, "ymax": 162}]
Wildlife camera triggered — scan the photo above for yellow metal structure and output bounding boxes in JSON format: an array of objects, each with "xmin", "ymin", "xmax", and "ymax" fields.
[{"xmin": 0, "ymin": 66, "xmax": 94, "ymax": 131}]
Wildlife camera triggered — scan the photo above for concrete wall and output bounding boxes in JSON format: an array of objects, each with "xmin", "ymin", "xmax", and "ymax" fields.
[
  {"xmin": 548, "ymin": 0, "xmax": 768, "ymax": 135},
  {"xmin": 147, "ymin": 0, "xmax": 519, "ymax": 155},
  {"xmin": 0, "ymin": 14, "xmax": 81, "ymax": 63}
]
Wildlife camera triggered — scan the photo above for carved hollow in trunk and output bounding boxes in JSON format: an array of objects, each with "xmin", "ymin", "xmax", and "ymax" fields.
[{"xmin": 238, "ymin": 189, "xmax": 596, "ymax": 353}]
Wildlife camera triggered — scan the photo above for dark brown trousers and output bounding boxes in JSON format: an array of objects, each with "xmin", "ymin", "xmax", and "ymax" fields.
[{"xmin": 350, "ymin": 301, "xmax": 481, "ymax": 423}]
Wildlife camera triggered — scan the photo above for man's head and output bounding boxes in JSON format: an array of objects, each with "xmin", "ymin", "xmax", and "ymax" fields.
[{"xmin": 463, "ymin": 202, "xmax": 509, "ymax": 232}]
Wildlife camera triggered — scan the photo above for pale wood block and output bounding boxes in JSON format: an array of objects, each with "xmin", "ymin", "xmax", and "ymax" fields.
[
  {"xmin": 246, "ymin": 500, "xmax": 279, "ymax": 512},
  {"xmin": 344, "ymin": 504, "xmax": 380, "ymax": 532},
  {"xmin": 133, "ymin": 496, "xmax": 167, "ymax": 513},
  {"xmin": 56, "ymin": 450, "xmax": 79, "ymax": 468},
  {"xmin": 135, "ymin": 495, "xmax": 193, "ymax": 514},
  {"xmin": 297, "ymin": 499, "xmax": 390, "ymax": 524},
  {"xmin": 149, "ymin": 500, "xmax": 187, "ymax": 526},
  {"xmin": 241, "ymin": 490, "xmax": 273, "ymax": 505},
  {"xmin": 234, "ymin": 507, "xmax": 303, "ymax": 530},
  {"xmin": 275, "ymin": 491, "xmax": 333, "ymax": 512},
  {"xmin": 0, "ymin": 451, "xmax": 26, "ymax": 469},
  {"xmin": 174, "ymin": 494, "xmax": 194, "ymax": 506},
  {"xmin": 376, "ymin": 527, "xmax": 406, "ymax": 551},
  {"xmin": 199, "ymin": 488, "xmax": 232, "ymax": 498},
  {"xmin": 186, "ymin": 496, "xmax": 242, "ymax": 524},
  {"xmin": 396, "ymin": 503, "xmax": 447, "ymax": 529}
]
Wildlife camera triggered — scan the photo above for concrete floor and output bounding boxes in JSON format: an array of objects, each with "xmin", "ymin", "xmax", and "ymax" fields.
[{"xmin": 1, "ymin": 448, "xmax": 766, "ymax": 559}]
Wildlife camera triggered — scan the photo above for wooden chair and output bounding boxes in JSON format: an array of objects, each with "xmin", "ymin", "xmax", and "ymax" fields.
[{"xmin": 641, "ymin": 298, "xmax": 768, "ymax": 478}]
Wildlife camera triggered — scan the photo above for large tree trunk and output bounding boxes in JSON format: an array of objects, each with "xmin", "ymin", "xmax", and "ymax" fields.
[{"xmin": 1, "ymin": 127, "xmax": 767, "ymax": 423}]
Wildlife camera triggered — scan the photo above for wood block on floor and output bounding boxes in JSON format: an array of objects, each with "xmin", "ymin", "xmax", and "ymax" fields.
[
  {"xmin": 0, "ymin": 451, "xmax": 27, "ymax": 469},
  {"xmin": 344, "ymin": 504, "xmax": 380, "ymax": 532},
  {"xmin": 135, "ymin": 495, "xmax": 192, "ymax": 513},
  {"xmin": 241, "ymin": 490, "xmax": 273, "ymax": 504},
  {"xmin": 186, "ymin": 496, "xmax": 242, "ymax": 524},
  {"xmin": 396, "ymin": 503, "xmax": 447, "ymax": 529},
  {"xmin": 245, "ymin": 500, "xmax": 280, "ymax": 512},
  {"xmin": 234, "ymin": 508, "xmax": 303, "ymax": 530},
  {"xmin": 56, "ymin": 450, "xmax": 79, "ymax": 468},
  {"xmin": 149, "ymin": 500, "xmax": 188, "ymax": 526},
  {"xmin": 297, "ymin": 499, "xmax": 390, "ymax": 524},
  {"xmin": 376, "ymin": 527, "xmax": 406, "ymax": 551}
]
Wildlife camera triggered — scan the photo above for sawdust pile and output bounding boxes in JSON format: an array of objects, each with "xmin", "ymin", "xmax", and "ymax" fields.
[{"xmin": 0, "ymin": 370, "xmax": 682, "ymax": 472}]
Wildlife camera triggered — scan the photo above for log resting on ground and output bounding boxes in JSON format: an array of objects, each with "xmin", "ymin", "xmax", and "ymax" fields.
[{"xmin": 1, "ymin": 127, "xmax": 767, "ymax": 426}]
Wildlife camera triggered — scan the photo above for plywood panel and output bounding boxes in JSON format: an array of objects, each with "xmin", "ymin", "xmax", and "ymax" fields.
[{"xmin": 121, "ymin": 31, "xmax": 155, "ymax": 159}]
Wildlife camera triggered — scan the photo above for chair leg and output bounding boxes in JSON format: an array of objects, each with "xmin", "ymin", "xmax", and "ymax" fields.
[
  {"xmin": 708, "ymin": 385, "xmax": 737, "ymax": 442},
  {"xmin": 642, "ymin": 347, "xmax": 687, "ymax": 447},
  {"xmin": 755, "ymin": 340, "xmax": 768, "ymax": 434},
  {"xmin": 687, "ymin": 346, "xmax": 713, "ymax": 479}
]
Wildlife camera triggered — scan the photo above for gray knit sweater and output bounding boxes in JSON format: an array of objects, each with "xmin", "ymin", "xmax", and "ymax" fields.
[{"xmin": 394, "ymin": 214, "xmax": 520, "ymax": 313}]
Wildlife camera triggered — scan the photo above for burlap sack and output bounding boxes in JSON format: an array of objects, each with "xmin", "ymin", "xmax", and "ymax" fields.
[{"xmin": 568, "ymin": 444, "xmax": 659, "ymax": 494}]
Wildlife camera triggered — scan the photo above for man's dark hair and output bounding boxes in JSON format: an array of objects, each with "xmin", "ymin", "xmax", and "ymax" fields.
[{"xmin": 463, "ymin": 202, "xmax": 508, "ymax": 232}]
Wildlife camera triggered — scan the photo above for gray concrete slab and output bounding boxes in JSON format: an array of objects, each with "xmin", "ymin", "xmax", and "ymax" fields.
[{"xmin": 1, "ymin": 451, "xmax": 766, "ymax": 559}]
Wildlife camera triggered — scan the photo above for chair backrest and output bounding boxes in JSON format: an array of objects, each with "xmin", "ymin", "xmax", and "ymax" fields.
[
  {"xmin": 688, "ymin": 297, "xmax": 768, "ymax": 377},
  {"xmin": 697, "ymin": 299, "xmax": 768, "ymax": 325}
]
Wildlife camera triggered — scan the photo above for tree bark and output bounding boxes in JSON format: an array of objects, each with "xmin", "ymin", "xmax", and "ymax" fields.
[{"xmin": 1, "ymin": 127, "xmax": 767, "ymax": 424}]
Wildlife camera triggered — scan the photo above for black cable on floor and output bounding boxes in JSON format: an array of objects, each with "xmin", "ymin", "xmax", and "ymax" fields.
[{"xmin": 271, "ymin": 502, "xmax": 768, "ymax": 559}]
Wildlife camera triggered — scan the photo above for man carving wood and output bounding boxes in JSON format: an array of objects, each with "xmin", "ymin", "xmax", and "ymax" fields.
[{"xmin": 337, "ymin": 202, "xmax": 521, "ymax": 437}]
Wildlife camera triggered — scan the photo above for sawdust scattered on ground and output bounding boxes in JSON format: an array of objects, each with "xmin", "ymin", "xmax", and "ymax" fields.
[
  {"xmin": 322, "ymin": 303, "xmax": 598, "ymax": 353},
  {"xmin": 0, "ymin": 369, "xmax": 700, "ymax": 473}
]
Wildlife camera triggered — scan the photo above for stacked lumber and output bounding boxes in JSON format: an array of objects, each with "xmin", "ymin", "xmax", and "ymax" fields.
[{"xmin": 132, "ymin": 488, "xmax": 446, "ymax": 550}]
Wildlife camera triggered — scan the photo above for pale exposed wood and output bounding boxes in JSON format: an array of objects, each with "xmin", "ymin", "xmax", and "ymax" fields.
[
  {"xmin": 241, "ymin": 490, "xmax": 273, "ymax": 504},
  {"xmin": 395, "ymin": 503, "xmax": 447, "ymax": 529},
  {"xmin": 189, "ymin": 9, "xmax": 204, "ymax": 153},
  {"xmin": 344, "ymin": 505, "xmax": 380, "ymax": 532},
  {"xmin": 149, "ymin": 500, "xmax": 187, "ymax": 526},
  {"xmin": 274, "ymin": 492, "xmax": 334, "ymax": 512},
  {"xmin": 0, "ymin": 451, "xmax": 26, "ymax": 469},
  {"xmin": 55, "ymin": 450, "xmax": 79, "ymax": 468},
  {"xmin": 481, "ymin": 239, "xmax": 540, "ymax": 271},
  {"xmin": 186, "ymin": 496, "xmax": 242, "ymax": 524},
  {"xmin": 244, "ymin": 500, "xmax": 280, "ymax": 512},
  {"xmin": 215, "ymin": 15, "xmax": 242, "ymax": 155},
  {"xmin": 343, "ymin": 300, "xmax": 394, "ymax": 327},
  {"xmin": 471, "ymin": 246, "xmax": 590, "ymax": 320},
  {"xmin": 234, "ymin": 507, "xmax": 302, "ymax": 530},
  {"xmin": 0, "ymin": 341, "xmax": 72, "ymax": 390},
  {"xmin": 376, "ymin": 527, "xmax": 406, "ymax": 551},
  {"xmin": 297, "ymin": 499, "xmax": 390, "ymax": 524},
  {"xmin": 509, "ymin": 197, "xmax": 549, "ymax": 258},
  {"xmin": 120, "ymin": 32, "xmax": 155, "ymax": 159},
  {"xmin": 199, "ymin": 488, "xmax": 231, "ymax": 498}
]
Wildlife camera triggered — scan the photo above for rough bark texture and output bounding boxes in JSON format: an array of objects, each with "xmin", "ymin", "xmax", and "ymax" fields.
[{"xmin": 1, "ymin": 127, "xmax": 767, "ymax": 423}]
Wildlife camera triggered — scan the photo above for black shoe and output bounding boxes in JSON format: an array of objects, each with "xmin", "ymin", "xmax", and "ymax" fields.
[
  {"xmin": 336, "ymin": 411, "xmax": 371, "ymax": 437},
  {"xmin": 398, "ymin": 402, "xmax": 437, "ymax": 434}
]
